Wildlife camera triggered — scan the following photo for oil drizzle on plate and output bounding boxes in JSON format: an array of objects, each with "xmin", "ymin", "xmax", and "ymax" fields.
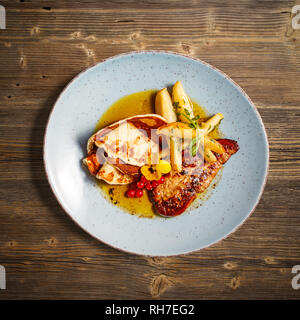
[{"xmin": 95, "ymin": 89, "xmax": 222, "ymax": 218}]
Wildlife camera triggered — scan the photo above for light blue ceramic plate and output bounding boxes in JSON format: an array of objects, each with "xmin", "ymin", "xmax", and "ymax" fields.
[{"xmin": 44, "ymin": 51, "xmax": 269, "ymax": 256}]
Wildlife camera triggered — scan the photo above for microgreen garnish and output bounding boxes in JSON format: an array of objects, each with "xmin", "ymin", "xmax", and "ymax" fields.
[
  {"xmin": 184, "ymin": 108, "xmax": 190, "ymax": 116},
  {"xmin": 173, "ymin": 101, "xmax": 202, "ymax": 157},
  {"xmin": 190, "ymin": 136, "xmax": 201, "ymax": 157}
]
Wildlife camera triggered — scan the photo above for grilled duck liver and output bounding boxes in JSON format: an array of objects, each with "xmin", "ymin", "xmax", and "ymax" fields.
[{"xmin": 150, "ymin": 139, "xmax": 239, "ymax": 217}]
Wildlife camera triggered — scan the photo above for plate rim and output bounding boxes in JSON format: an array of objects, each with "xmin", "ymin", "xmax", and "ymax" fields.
[{"xmin": 43, "ymin": 50, "xmax": 270, "ymax": 256}]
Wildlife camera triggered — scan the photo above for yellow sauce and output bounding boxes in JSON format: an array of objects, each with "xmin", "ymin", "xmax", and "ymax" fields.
[
  {"xmin": 95, "ymin": 89, "xmax": 222, "ymax": 218},
  {"xmin": 98, "ymin": 182, "xmax": 156, "ymax": 218},
  {"xmin": 95, "ymin": 90, "xmax": 156, "ymax": 131}
]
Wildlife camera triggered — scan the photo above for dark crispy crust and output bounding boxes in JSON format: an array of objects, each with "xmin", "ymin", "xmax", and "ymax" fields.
[{"xmin": 150, "ymin": 139, "xmax": 239, "ymax": 217}]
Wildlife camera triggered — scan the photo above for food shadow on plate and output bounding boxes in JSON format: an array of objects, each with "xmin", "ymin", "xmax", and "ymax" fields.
[{"xmin": 77, "ymin": 129, "xmax": 97, "ymax": 183}]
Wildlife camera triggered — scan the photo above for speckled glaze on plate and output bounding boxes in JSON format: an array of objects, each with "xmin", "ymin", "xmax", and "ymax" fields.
[{"xmin": 44, "ymin": 51, "xmax": 269, "ymax": 256}]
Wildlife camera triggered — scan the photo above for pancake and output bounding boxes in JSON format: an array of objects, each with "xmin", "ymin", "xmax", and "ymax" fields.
[{"xmin": 83, "ymin": 114, "xmax": 167, "ymax": 185}]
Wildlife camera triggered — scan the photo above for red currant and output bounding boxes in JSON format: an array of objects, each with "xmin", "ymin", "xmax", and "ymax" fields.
[
  {"xmin": 127, "ymin": 189, "xmax": 136, "ymax": 198},
  {"xmin": 140, "ymin": 175, "xmax": 149, "ymax": 183},
  {"xmin": 145, "ymin": 183, "xmax": 153, "ymax": 191},
  {"xmin": 137, "ymin": 181, "xmax": 145, "ymax": 189},
  {"xmin": 135, "ymin": 189, "xmax": 143, "ymax": 198},
  {"xmin": 151, "ymin": 180, "xmax": 159, "ymax": 188},
  {"xmin": 158, "ymin": 176, "xmax": 165, "ymax": 184}
]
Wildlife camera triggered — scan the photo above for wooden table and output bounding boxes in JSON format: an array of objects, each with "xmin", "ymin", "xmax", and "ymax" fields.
[{"xmin": 0, "ymin": 0, "xmax": 299, "ymax": 300}]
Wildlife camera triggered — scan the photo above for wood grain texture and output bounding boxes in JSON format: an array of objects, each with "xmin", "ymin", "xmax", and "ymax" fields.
[{"xmin": 0, "ymin": 0, "xmax": 300, "ymax": 299}]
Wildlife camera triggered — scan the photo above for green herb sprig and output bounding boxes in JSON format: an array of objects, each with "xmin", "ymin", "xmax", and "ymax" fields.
[{"xmin": 173, "ymin": 102, "xmax": 201, "ymax": 157}]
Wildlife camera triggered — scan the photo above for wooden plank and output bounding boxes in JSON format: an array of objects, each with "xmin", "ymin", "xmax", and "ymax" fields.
[
  {"xmin": 1, "ymin": 40, "xmax": 299, "ymax": 107},
  {"xmin": 0, "ymin": 9, "xmax": 291, "ymax": 40},
  {"xmin": 0, "ymin": 0, "xmax": 300, "ymax": 300}
]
